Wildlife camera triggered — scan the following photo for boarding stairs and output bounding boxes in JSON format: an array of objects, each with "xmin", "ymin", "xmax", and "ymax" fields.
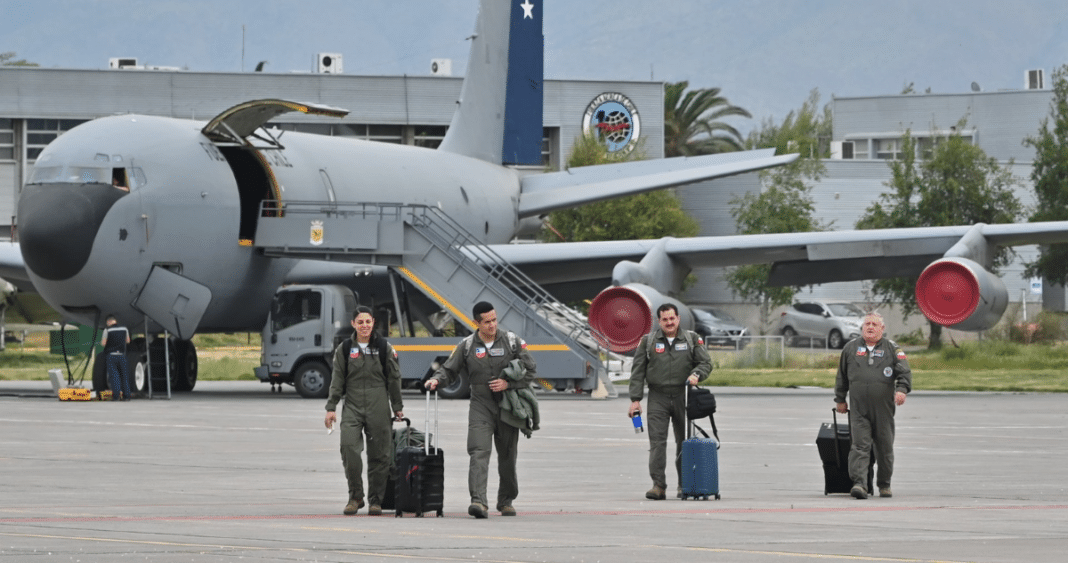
[{"xmin": 253, "ymin": 201, "xmax": 616, "ymax": 397}]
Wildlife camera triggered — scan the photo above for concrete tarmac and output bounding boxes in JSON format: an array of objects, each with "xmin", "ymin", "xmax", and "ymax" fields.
[{"xmin": 1, "ymin": 380, "xmax": 1066, "ymax": 563}]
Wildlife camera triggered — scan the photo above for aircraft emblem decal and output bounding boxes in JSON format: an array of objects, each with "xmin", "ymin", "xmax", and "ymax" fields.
[{"xmin": 310, "ymin": 220, "xmax": 324, "ymax": 246}]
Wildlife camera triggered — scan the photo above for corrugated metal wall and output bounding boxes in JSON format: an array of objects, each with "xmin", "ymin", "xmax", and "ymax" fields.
[{"xmin": 833, "ymin": 90, "xmax": 1051, "ymax": 163}]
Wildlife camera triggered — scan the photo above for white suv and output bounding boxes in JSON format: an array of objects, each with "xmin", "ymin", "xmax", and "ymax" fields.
[{"xmin": 778, "ymin": 301, "xmax": 865, "ymax": 349}]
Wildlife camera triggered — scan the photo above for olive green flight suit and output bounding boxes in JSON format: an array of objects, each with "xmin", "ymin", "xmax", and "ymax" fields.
[
  {"xmin": 834, "ymin": 337, "xmax": 912, "ymax": 490},
  {"xmin": 431, "ymin": 331, "xmax": 536, "ymax": 509},
  {"xmin": 324, "ymin": 332, "xmax": 403, "ymax": 506},
  {"xmin": 630, "ymin": 328, "xmax": 712, "ymax": 490}
]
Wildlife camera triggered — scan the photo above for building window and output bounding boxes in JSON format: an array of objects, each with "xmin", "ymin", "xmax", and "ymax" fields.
[
  {"xmin": 541, "ymin": 127, "xmax": 554, "ymax": 168},
  {"xmin": 368, "ymin": 125, "xmax": 402, "ymax": 144},
  {"xmin": 413, "ymin": 125, "xmax": 447, "ymax": 149},
  {"xmin": 875, "ymin": 138, "xmax": 903, "ymax": 160},
  {"xmin": 0, "ymin": 118, "xmax": 13, "ymax": 161},
  {"xmin": 26, "ymin": 119, "xmax": 86, "ymax": 161}
]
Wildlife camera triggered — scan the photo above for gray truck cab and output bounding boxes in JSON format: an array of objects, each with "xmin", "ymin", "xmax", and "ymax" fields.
[{"xmin": 255, "ymin": 284, "xmax": 355, "ymax": 398}]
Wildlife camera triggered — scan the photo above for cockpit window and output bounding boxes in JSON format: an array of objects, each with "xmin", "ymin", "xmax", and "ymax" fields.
[
  {"xmin": 28, "ymin": 165, "xmax": 112, "ymax": 185},
  {"xmin": 27, "ymin": 165, "xmax": 147, "ymax": 189}
]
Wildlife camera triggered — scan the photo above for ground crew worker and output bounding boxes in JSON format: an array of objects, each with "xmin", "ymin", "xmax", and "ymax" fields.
[
  {"xmin": 834, "ymin": 312, "xmax": 911, "ymax": 499},
  {"xmin": 425, "ymin": 301, "xmax": 536, "ymax": 518},
  {"xmin": 324, "ymin": 306, "xmax": 404, "ymax": 516},
  {"xmin": 627, "ymin": 303, "xmax": 712, "ymax": 500},
  {"xmin": 101, "ymin": 314, "xmax": 131, "ymax": 401}
]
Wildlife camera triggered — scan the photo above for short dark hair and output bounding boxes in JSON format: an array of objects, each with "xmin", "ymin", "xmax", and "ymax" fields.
[
  {"xmin": 105, "ymin": 314, "xmax": 117, "ymax": 324},
  {"xmin": 472, "ymin": 301, "xmax": 495, "ymax": 322},
  {"xmin": 656, "ymin": 303, "xmax": 678, "ymax": 318},
  {"xmin": 352, "ymin": 306, "xmax": 373, "ymax": 322}
]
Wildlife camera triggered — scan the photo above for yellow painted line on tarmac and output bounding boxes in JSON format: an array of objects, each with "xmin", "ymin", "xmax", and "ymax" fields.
[
  {"xmin": 685, "ymin": 546, "xmax": 970, "ymax": 562},
  {"xmin": 0, "ymin": 531, "xmax": 309, "ymax": 553},
  {"xmin": 302, "ymin": 525, "xmax": 539, "ymax": 542}
]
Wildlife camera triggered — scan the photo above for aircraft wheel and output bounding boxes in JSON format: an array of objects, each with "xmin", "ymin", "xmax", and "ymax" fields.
[
  {"xmin": 828, "ymin": 330, "xmax": 844, "ymax": 349},
  {"xmin": 781, "ymin": 327, "xmax": 797, "ymax": 347},
  {"xmin": 173, "ymin": 340, "xmax": 198, "ymax": 391},
  {"xmin": 294, "ymin": 360, "xmax": 331, "ymax": 399},
  {"xmin": 437, "ymin": 369, "xmax": 470, "ymax": 400},
  {"xmin": 128, "ymin": 338, "xmax": 149, "ymax": 393}
]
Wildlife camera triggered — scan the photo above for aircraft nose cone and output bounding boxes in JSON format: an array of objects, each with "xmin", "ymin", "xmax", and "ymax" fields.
[{"xmin": 18, "ymin": 183, "xmax": 123, "ymax": 281}]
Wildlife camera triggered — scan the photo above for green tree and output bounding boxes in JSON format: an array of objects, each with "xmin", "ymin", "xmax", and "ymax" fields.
[
  {"xmin": 663, "ymin": 81, "xmax": 751, "ymax": 157},
  {"xmin": 724, "ymin": 90, "xmax": 831, "ymax": 334},
  {"xmin": 1023, "ymin": 64, "xmax": 1068, "ymax": 284},
  {"xmin": 746, "ymin": 88, "xmax": 832, "ymax": 164},
  {"xmin": 1, "ymin": 52, "xmax": 38, "ymax": 67},
  {"xmin": 856, "ymin": 126, "xmax": 1022, "ymax": 349},
  {"xmin": 542, "ymin": 133, "xmax": 699, "ymax": 243}
]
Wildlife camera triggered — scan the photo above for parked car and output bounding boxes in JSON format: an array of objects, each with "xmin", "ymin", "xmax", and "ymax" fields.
[
  {"xmin": 778, "ymin": 301, "xmax": 865, "ymax": 349},
  {"xmin": 693, "ymin": 308, "xmax": 749, "ymax": 349}
]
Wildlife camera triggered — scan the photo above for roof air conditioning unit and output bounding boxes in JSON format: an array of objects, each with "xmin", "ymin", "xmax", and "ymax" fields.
[
  {"xmin": 108, "ymin": 57, "xmax": 138, "ymax": 69},
  {"xmin": 1027, "ymin": 69, "xmax": 1044, "ymax": 90},
  {"xmin": 430, "ymin": 58, "xmax": 452, "ymax": 76},
  {"xmin": 317, "ymin": 53, "xmax": 343, "ymax": 74}
]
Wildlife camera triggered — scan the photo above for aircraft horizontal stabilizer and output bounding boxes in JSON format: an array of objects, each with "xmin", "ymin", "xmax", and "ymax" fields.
[{"xmin": 517, "ymin": 149, "xmax": 797, "ymax": 218}]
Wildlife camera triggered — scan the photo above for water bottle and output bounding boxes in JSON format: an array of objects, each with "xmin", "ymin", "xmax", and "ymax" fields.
[{"xmin": 631, "ymin": 413, "xmax": 644, "ymax": 433}]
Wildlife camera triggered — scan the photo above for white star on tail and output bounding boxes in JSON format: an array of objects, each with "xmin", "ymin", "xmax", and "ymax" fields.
[{"xmin": 521, "ymin": 0, "xmax": 534, "ymax": 19}]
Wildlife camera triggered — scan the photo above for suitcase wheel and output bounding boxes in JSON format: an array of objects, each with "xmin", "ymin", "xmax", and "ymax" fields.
[{"xmin": 715, "ymin": 494, "xmax": 721, "ymax": 500}]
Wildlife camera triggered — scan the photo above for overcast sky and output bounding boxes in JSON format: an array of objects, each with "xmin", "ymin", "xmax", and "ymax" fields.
[{"xmin": 4, "ymin": 0, "xmax": 1068, "ymax": 134}]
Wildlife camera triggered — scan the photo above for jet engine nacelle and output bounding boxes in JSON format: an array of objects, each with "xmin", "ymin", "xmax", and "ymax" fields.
[
  {"xmin": 588, "ymin": 283, "xmax": 694, "ymax": 353},
  {"xmin": 915, "ymin": 257, "xmax": 1008, "ymax": 332}
]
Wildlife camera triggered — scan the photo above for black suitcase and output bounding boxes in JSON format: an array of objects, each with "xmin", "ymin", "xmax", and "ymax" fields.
[
  {"xmin": 381, "ymin": 418, "xmax": 429, "ymax": 511},
  {"xmin": 816, "ymin": 408, "xmax": 873, "ymax": 495},
  {"xmin": 394, "ymin": 391, "xmax": 444, "ymax": 517}
]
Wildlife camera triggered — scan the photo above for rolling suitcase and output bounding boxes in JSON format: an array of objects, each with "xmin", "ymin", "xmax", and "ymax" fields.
[
  {"xmin": 816, "ymin": 408, "xmax": 873, "ymax": 495},
  {"xmin": 381, "ymin": 417, "xmax": 429, "ymax": 511},
  {"xmin": 394, "ymin": 390, "xmax": 444, "ymax": 517},
  {"xmin": 680, "ymin": 385, "xmax": 721, "ymax": 500}
]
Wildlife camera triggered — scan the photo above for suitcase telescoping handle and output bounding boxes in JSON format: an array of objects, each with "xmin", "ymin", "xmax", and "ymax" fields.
[
  {"xmin": 425, "ymin": 389, "xmax": 439, "ymax": 455},
  {"xmin": 831, "ymin": 407, "xmax": 846, "ymax": 468}
]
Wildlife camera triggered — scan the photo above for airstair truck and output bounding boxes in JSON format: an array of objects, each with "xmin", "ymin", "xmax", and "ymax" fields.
[{"xmin": 255, "ymin": 284, "xmax": 607, "ymax": 399}]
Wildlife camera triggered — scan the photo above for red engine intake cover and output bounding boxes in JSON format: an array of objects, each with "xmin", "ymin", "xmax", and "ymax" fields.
[
  {"xmin": 588, "ymin": 286, "xmax": 652, "ymax": 353},
  {"xmin": 915, "ymin": 259, "xmax": 981, "ymax": 326}
]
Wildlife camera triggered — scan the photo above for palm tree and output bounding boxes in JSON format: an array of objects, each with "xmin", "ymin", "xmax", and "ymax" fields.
[{"xmin": 663, "ymin": 81, "xmax": 751, "ymax": 157}]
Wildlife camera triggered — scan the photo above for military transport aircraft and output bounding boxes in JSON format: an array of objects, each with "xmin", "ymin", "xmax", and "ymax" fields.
[{"xmin": 3, "ymin": 0, "xmax": 1068, "ymax": 393}]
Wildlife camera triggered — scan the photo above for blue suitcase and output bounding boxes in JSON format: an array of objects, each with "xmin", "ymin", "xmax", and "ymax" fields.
[{"xmin": 680, "ymin": 423, "xmax": 720, "ymax": 500}]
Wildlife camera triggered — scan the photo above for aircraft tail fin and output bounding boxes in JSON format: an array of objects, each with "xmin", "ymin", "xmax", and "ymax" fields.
[{"xmin": 439, "ymin": 0, "xmax": 543, "ymax": 166}]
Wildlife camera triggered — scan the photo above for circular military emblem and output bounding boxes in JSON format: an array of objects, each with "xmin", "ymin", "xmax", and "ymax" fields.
[
  {"xmin": 582, "ymin": 92, "xmax": 641, "ymax": 153},
  {"xmin": 883, "ymin": 367, "xmax": 893, "ymax": 377}
]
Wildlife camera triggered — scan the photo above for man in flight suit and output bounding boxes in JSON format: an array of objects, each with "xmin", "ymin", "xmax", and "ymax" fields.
[
  {"xmin": 425, "ymin": 301, "xmax": 536, "ymax": 518},
  {"xmin": 324, "ymin": 306, "xmax": 404, "ymax": 516},
  {"xmin": 835, "ymin": 312, "xmax": 911, "ymax": 499},
  {"xmin": 628, "ymin": 303, "xmax": 712, "ymax": 500}
]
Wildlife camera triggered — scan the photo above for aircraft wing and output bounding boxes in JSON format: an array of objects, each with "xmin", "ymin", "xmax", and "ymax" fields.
[
  {"xmin": 488, "ymin": 221, "xmax": 1068, "ymax": 288},
  {"xmin": 517, "ymin": 149, "xmax": 798, "ymax": 218}
]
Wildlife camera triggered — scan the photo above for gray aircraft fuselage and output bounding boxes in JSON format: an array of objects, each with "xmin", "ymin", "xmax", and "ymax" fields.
[{"xmin": 18, "ymin": 114, "xmax": 521, "ymax": 331}]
